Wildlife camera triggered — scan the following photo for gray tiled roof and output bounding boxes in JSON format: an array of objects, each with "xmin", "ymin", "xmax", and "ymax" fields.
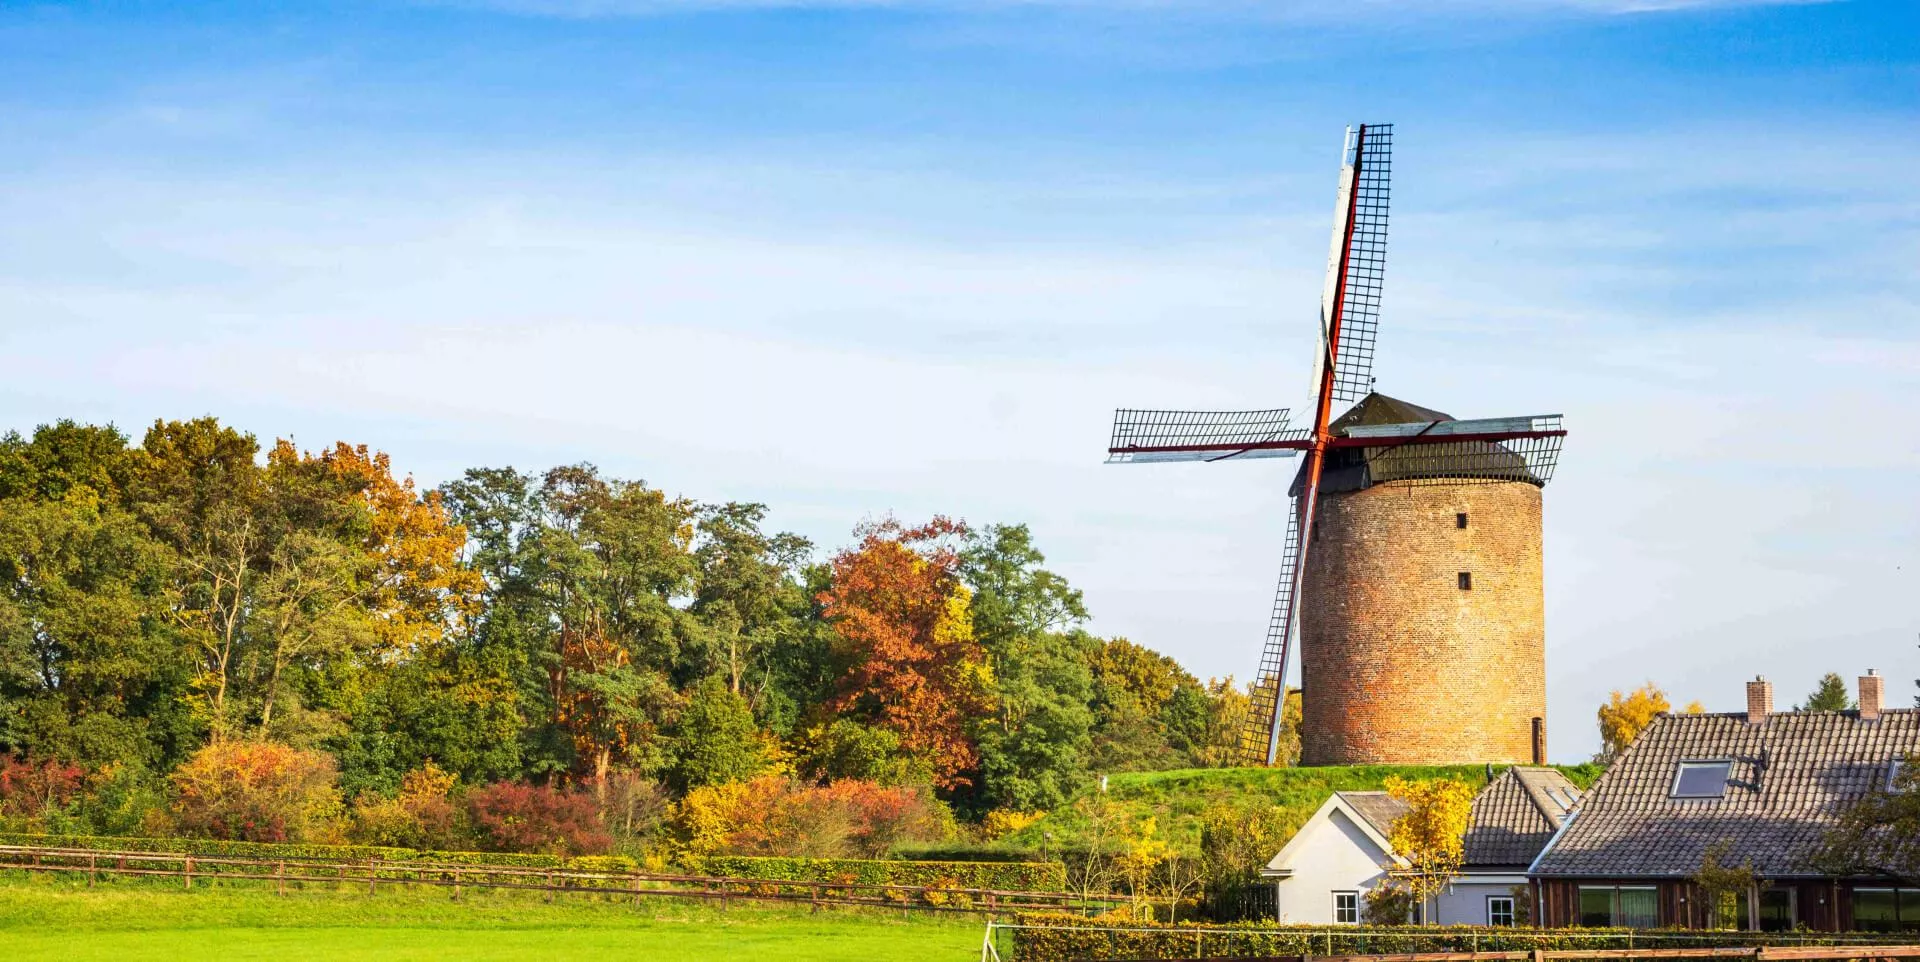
[
  {"xmin": 1533, "ymin": 709, "xmax": 1920, "ymax": 878},
  {"xmin": 1336, "ymin": 791, "xmax": 1409, "ymax": 839},
  {"xmin": 1464, "ymin": 767, "xmax": 1582, "ymax": 868}
]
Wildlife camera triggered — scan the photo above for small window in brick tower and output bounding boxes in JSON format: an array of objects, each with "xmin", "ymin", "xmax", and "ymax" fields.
[
  {"xmin": 1458, "ymin": 571, "xmax": 1472, "ymax": 590},
  {"xmin": 1456, "ymin": 512, "xmax": 1468, "ymax": 529}
]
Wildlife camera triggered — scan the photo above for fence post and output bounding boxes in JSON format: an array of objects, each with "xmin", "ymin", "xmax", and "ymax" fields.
[
  {"xmin": 184, "ymin": 856, "xmax": 193, "ymax": 890},
  {"xmin": 453, "ymin": 866, "xmax": 462, "ymax": 902},
  {"xmin": 368, "ymin": 857, "xmax": 378, "ymax": 896},
  {"xmin": 277, "ymin": 860, "xmax": 285, "ymax": 896},
  {"xmin": 545, "ymin": 870, "xmax": 554, "ymax": 904}
]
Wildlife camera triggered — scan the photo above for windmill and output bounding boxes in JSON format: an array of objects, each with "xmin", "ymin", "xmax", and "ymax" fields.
[{"xmin": 1106, "ymin": 124, "xmax": 1568, "ymax": 767}]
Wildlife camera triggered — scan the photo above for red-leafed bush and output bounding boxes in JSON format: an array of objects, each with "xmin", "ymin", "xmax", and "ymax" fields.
[
  {"xmin": 466, "ymin": 781, "xmax": 611, "ymax": 856},
  {"xmin": 169, "ymin": 741, "xmax": 341, "ymax": 843},
  {"xmin": 0, "ymin": 756, "xmax": 87, "ymax": 826}
]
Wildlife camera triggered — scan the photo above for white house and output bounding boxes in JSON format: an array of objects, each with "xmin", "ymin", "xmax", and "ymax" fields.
[{"xmin": 1262, "ymin": 767, "xmax": 1582, "ymax": 926}]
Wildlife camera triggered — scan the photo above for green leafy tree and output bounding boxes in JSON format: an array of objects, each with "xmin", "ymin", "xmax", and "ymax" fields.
[
  {"xmin": 959, "ymin": 524, "xmax": 1094, "ymax": 813},
  {"xmin": 1796, "ymin": 672, "xmax": 1853, "ymax": 712},
  {"xmin": 669, "ymin": 675, "xmax": 769, "ymax": 790}
]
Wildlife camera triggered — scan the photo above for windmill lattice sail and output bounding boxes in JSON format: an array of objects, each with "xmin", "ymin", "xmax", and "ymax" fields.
[
  {"xmin": 1107, "ymin": 408, "xmax": 1299, "ymax": 463},
  {"xmin": 1238, "ymin": 501, "xmax": 1302, "ymax": 764}
]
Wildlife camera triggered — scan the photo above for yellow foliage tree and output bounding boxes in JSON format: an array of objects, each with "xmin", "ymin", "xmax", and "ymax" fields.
[
  {"xmin": 1598, "ymin": 682, "xmax": 1701, "ymax": 758},
  {"xmin": 1383, "ymin": 775, "xmax": 1475, "ymax": 919},
  {"xmin": 1115, "ymin": 815, "xmax": 1173, "ymax": 919}
]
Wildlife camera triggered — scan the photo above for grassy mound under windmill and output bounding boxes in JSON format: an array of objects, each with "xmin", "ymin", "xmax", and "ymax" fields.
[{"xmin": 996, "ymin": 763, "xmax": 1604, "ymax": 856}]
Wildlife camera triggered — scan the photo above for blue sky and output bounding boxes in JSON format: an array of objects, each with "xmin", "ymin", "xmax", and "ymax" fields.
[{"xmin": 2, "ymin": 0, "xmax": 1916, "ymax": 760}]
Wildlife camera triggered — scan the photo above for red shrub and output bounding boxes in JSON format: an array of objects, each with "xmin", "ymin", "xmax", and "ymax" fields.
[
  {"xmin": 466, "ymin": 781, "xmax": 611, "ymax": 856},
  {"xmin": 0, "ymin": 756, "xmax": 87, "ymax": 823}
]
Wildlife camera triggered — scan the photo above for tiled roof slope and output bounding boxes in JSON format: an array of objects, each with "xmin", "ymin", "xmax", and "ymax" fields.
[
  {"xmin": 1336, "ymin": 791, "xmax": 1410, "ymax": 839},
  {"xmin": 1464, "ymin": 767, "xmax": 1582, "ymax": 867},
  {"xmin": 1533, "ymin": 709, "xmax": 1920, "ymax": 878}
]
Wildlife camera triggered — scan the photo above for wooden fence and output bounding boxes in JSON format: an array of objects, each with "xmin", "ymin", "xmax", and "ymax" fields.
[{"xmin": 0, "ymin": 843, "xmax": 1113, "ymax": 916}]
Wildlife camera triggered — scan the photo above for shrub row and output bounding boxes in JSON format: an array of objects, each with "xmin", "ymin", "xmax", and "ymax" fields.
[
  {"xmin": 682, "ymin": 855, "xmax": 1066, "ymax": 892},
  {"xmin": 889, "ymin": 844, "xmax": 1047, "ymax": 864},
  {"xmin": 1008, "ymin": 914, "xmax": 1912, "ymax": 962},
  {"xmin": 0, "ymin": 831, "xmax": 631, "ymax": 873}
]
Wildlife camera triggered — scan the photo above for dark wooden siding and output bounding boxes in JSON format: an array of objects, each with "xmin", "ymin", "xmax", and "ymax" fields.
[{"xmin": 1535, "ymin": 878, "xmax": 1863, "ymax": 931}]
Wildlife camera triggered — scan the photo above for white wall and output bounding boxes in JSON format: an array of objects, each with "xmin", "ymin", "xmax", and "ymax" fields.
[
  {"xmin": 1274, "ymin": 808, "xmax": 1394, "ymax": 923},
  {"xmin": 1430, "ymin": 877, "xmax": 1526, "ymax": 926}
]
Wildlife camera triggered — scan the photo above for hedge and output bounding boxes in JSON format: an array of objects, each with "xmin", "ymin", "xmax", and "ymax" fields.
[
  {"xmin": 0, "ymin": 832, "xmax": 633, "ymax": 874},
  {"xmin": 890, "ymin": 844, "xmax": 1047, "ymax": 864},
  {"xmin": 1008, "ymin": 914, "xmax": 1914, "ymax": 962},
  {"xmin": 681, "ymin": 855, "xmax": 1066, "ymax": 893}
]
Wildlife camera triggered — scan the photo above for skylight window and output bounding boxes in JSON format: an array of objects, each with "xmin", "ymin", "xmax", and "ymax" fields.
[
  {"xmin": 1890, "ymin": 759, "xmax": 1907, "ymax": 793},
  {"xmin": 1672, "ymin": 760, "xmax": 1733, "ymax": 799}
]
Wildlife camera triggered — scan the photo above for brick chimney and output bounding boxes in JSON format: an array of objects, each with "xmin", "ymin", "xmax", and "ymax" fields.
[
  {"xmin": 1746, "ymin": 676, "xmax": 1773, "ymax": 725},
  {"xmin": 1860, "ymin": 670, "xmax": 1883, "ymax": 722}
]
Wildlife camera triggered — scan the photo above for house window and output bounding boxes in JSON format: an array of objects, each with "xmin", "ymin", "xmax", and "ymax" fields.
[
  {"xmin": 1671, "ymin": 760, "xmax": 1733, "ymax": 798},
  {"xmin": 1487, "ymin": 895, "xmax": 1516, "ymax": 927},
  {"xmin": 1456, "ymin": 512, "xmax": 1468, "ymax": 529},
  {"xmin": 1458, "ymin": 572, "xmax": 1472, "ymax": 590},
  {"xmin": 1890, "ymin": 759, "xmax": 1907, "ymax": 792},
  {"xmin": 1334, "ymin": 891, "xmax": 1358, "ymax": 924},
  {"xmin": 1577, "ymin": 886, "xmax": 1659, "ymax": 929},
  {"xmin": 1758, "ymin": 887, "xmax": 1796, "ymax": 932},
  {"xmin": 1854, "ymin": 888, "xmax": 1920, "ymax": 933}
]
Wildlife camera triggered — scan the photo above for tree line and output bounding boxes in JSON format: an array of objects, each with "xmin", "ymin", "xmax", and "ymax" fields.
[{"xmin": 0, "ymin": 417, "xmax": 1266, "ymax": 854}]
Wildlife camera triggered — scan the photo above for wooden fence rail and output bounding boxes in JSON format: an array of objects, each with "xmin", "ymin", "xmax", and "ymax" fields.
[
  {"xmin": 0, "ymin": 844, "xmax": 1113, "ymax": 917},
  {"xmin": 1090, "ymin": 950, "xmax": 1920, "ymax": 962}
]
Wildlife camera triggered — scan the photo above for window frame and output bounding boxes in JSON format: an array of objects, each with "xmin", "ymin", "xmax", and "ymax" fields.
[
  {"xmin": 1456, "ymin": 512, "xmax": 1469, "ymax": 529},
  {"xmin": 1487, "ymin": 895, "xmax": 1516, "ymax": 927},
  {"xmin": 1670, "ymin": 758, "xmax": 1735, "ymax": 799},
  {"xmin": 1458, "ymin": 571, "xmax": 1472, "ymax": 591},
  {"xmin": 1576, "ymin": 885, "xmax": 1660, "ymax": 929},
  {"xmin": 1333, "ymin": 890, "xmax": 1359, "ymax": 925},
  {"xmin": 1890, "ymin": 759, "xmax": 1906, "ymax": 792}
]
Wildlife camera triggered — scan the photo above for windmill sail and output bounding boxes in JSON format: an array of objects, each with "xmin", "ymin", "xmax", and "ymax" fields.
[
  {"xmin": 1238, "ymin": 498, "xmax": 1303, "ymax": 765},
  {"xmin": 1321, "ymin": 124, "xmax": 1391, "ymax": 405},
  {"xmin": 1107, "ymin": 408, "xmax": 1299, "ymax": 463}
]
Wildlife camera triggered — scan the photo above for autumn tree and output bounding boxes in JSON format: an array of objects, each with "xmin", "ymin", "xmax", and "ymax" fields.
[
  {"xmin": 1797, "ymin": 672, "xmax": 1853, "ymax": 712},
  {"xmin": 1597, "ymin": 682, "xmax": 1703, "ymax": 759},
  {"xmin": 1384, "ymin": 774, "xmax": 1476, "ymax": 922},
  {"xmin": 818, "ymin": 517, "xmax": 990, "ymax": 789}
]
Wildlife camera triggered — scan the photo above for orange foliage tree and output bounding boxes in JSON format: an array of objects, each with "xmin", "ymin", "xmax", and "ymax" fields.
[
  {"xmin": 818, "ymin": 517, "xmax": 992, "ymax": 789},
  {"xmin": 169, "ymin": 740, "xmax": 341, "ymax": 842}
]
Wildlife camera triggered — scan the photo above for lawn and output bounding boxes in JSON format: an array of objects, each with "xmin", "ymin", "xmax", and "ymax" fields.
[{"xmin": 0, "ymin": 875, "xmax": 983, "ymax": 961}]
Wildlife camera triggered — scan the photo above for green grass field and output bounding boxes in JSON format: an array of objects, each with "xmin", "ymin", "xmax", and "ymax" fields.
[
  {"xmin": 1003, "ymin": 763, "xmax": 1605, "ymax": 855},
  {"xmin": 0, "ymin": 875, "xmax": 982, "ymax": 960}
]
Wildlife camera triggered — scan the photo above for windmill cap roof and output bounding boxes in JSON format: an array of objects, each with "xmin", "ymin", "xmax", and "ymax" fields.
[{"xmin": 1328, "ymin": 393, "xmax": 1453, "ymax": 435}]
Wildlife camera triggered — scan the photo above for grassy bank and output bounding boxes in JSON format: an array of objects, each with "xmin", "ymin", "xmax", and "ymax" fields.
[
  {"xmin": 0, "ymin": 874, "xmax": 979, "ymax": 961},
  {"xmin": 1003, "ymin": 764, "xmax": 1604, "ymax": 855}
]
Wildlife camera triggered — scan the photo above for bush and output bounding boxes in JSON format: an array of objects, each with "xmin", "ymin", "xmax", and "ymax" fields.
[
  {"xmin": 169, "ymin": 741, "xmax": 341, "ymax": 843},
  {"xmin": 667, "ymin": 775, "xmax": 952, "ymax": 859},
  {"xmin": 466, "ymin": 781, "xmax": 610, "ymax": 856},
  {"xmin": 0, "ymin": 756, "xmax": 87, "ymax": 830},
  {"xmin": 349, "ymin": 764, "xmax": 465, "ymax": 850},
  {"xmin": 1363, "ymin": 881, "xmax": 1415, "ymax": 925}
]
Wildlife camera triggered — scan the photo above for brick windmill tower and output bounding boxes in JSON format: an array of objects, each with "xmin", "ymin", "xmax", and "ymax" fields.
[{"xmin": 1105, "ymin": 124, "xmax": 1569, "ymax": 767}]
